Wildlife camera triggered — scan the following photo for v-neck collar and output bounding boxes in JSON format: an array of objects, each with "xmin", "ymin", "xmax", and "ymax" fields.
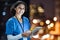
[{"xmin": 13, "ymin": 16, "xmax": 24, "ymax": 32}]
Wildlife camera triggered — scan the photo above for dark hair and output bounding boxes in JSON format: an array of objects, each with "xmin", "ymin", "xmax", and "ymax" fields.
[{"xmin": 10, "ymin": 1, "xmax": 27, "ymax": 15}]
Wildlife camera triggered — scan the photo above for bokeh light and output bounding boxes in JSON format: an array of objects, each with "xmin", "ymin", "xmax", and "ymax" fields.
[
  {"xmin": 49, "ymin": 23, "xmax": 54, "ymax": 27},
  {"xmin": 32, "ymin": 19, "xmax": 40, "ymax": 24},
  {"xmin": 45, "ymin": 20, "xmax": 50, "ymax": 24},
  {"xmin": 53, "ymin": 17, "xmax": 57, "ymax": 21},
  {"xmin": 37, "ymin": 6, "xmax": 44, "ymax": 13},
  {"xmin": 2, "ymin": 11, "xmax": 6, "ymax": 16},
  {"xmin": 40, "ymin": 21, "xmax": 44, "ymax": 26}
]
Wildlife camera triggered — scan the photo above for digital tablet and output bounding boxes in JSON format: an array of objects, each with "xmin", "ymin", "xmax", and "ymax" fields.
[{"xmin": 31, "ymin": 27, "xmax": 42, "ymax": 35}]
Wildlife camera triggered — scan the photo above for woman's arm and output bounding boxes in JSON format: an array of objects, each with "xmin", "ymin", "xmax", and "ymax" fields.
[
  {"xmin": 7, "ymin": 34, "xmax": 22, "ymax": 40},
  {"xmin": 7, "ymin": 32, "xmax": 31, "ymax": 40}
]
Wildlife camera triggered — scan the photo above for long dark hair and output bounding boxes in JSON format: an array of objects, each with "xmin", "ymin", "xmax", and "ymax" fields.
[{"xmin": 10, "ymin": 1, "xmax": 27, "ymax": 15}]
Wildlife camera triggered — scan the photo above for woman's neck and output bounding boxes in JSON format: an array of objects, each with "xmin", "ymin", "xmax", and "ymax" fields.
[
  {"xmin": 15, "ymin": 14, "xmax": 23, "ymax": 23},
  {"xmin": 15, "ymin": 14, "xmax": 22, "ymax": 19}
]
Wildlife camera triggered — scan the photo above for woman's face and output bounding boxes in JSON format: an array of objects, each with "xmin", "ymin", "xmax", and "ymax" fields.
[{"xmin": 15, "ymin": 4, "xmax": 25, "ymax": 16}]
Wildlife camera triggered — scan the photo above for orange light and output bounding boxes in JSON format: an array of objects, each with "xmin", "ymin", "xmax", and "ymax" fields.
[{"xmin": 40, "ymin": 21, "xmax": 44, "ymax": 26}]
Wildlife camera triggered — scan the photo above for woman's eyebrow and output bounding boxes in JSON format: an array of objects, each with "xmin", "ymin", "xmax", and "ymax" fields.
[{"xmin": 18, "ymin": 7, "xmax": 25, "ymax": 9}]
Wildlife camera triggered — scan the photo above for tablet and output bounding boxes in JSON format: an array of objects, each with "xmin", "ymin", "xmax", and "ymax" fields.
[{"xmin": 31, "ymin": 27, "xmax": 42, "ymax": 35}]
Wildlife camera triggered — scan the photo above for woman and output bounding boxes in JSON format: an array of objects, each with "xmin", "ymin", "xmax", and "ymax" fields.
[{"xmin": 5, "ymin": 1, "xmax": 31, "ymax": 40}]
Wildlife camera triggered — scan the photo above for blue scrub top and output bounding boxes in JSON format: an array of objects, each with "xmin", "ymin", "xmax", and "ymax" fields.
[{"xmin": 5, "ymin": 16, "xmax": 30, "ymax": 40}]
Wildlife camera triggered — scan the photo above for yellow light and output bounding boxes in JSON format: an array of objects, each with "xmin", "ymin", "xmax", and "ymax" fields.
[
  {"xmin": 45, "ymin": 20, "xmax": 50, "ymax": 24},
  {"xmin": 53, "ymin": 17, "xmax": 57, "ymax": 21},
  {"xmin": 30, "ymin": 9, "xmax": 36, "ymax": 14},
  {"xmin": 47, "ymin": 25, "xmax": 51, "ymax": 29},
  {"xmin": 50, "ymin": 23, "xmax": 54, "ymax": 27},
  {"xmin": 30, "ymin": 28, "xmax": 33, "ymax": 31},
  {"xmin": 40, "ymin": 21, "xmax": 44, "ymax": 26},
  {"xmin": 38, "ymin": 6, "xmax": 44, "ymax": 13},
  {"xmin": 32, "ymin": 19, "xmax": 40, "ymax": 24}
]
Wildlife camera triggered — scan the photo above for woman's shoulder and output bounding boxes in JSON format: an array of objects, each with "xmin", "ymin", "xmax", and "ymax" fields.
[
  {"xmin": 6, "ymin": 16, "xmax": 15, "ymax": 23},
  {"xmin": 23, "ymin": 16, "xmax": 29, "ymax": 21}
]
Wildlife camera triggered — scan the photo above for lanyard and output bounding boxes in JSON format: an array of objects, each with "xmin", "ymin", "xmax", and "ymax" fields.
[{"xmin": 15, "ymin": 16, "xmax": 24, "ymax": 32}]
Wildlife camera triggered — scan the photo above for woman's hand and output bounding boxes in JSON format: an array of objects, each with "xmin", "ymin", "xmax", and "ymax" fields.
[{"xmin": 22, "ymin": 31, "xmax": 31, "ymax": 37}]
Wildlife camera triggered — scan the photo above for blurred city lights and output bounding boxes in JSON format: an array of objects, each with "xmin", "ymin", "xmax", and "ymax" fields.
[
  {"xmin": 40, "ymin": 21, "xmax": 44, "ymax": 26},
  {"xmin": 45, "ymin": 20, "xmax": 50, "ymax": 24},
  {"xmin": 32, "ymin": 19, "xmax": 40, "ymax": 24},
  {"xmin": 37, "ymin": 6, "xmax": 44, "ymax": 13},
  {"xmin": 30, "ymin": 9, "xmax": 36, "ymax": 14},
  {"xmin": 2, "ymin": 11, "xmax": 6, "ymax": 16},
  {"xmin": 49, "ymin": 23, "xmax": 54, "ymax": 27},
  {"xmin": 53, "ymin": 17, "xmax": 57, "ymax": 21},
  {"xmin": 47, "ymin": 23, "xmax": 54, "ymax": 29},
  {"xmin": 47, "ymin": 25, "xmax": 51, "ymax": 29}
]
